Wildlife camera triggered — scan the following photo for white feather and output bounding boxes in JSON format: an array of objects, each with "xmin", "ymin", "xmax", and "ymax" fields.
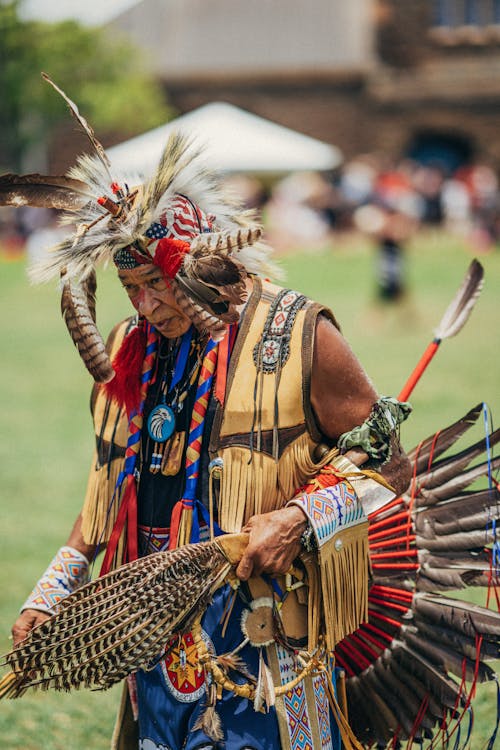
[{"xmin": 30, "ymin": 130, "xmax": 275, "ymax": 284}]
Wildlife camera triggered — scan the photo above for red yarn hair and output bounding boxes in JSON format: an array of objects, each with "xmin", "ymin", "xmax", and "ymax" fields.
[
  {"xmin": 104, "ymin": 322, "xmax": 148, "ymax": 415},
  {"xmin": 153, "ymin": 237, "xmax": 189, "ymax": 279}
]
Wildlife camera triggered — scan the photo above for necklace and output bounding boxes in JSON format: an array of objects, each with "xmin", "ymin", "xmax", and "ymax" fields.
[
  {"xmin": 147, "ymin": 329, "xmax": 192, "ymax": 443},
  {"xmin": 146, "ymin": 330, "xmax": 204, "ymax": 475}
]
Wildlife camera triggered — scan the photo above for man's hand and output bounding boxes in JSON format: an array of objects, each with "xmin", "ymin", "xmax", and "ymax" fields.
[
  {"xmin": 235, "ymin": 506, "xmax": 308, "ymax": 581},
  {"xmin": 12, "ymin": 609, "xmax": 50, "ymax": 646}
]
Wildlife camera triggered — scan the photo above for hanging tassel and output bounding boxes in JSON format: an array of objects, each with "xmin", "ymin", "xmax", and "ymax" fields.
[
  {"xmin": 251, "ymin": 647, "xmax": 276, "ymax": 713},
  {"xmin": 192, "ymin": 682, "xmax": 224, "ymax": 742},
  {"xmin": 261, "ymin": 653, "xmax": 276, "ymax": 711},
  {"xmin": 324, "ymin": 667, "xmax": 365, "ymax": 750}
]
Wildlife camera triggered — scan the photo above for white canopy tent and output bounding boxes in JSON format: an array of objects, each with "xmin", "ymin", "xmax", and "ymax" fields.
[{"xmin": 107, "ymin": 101, "xmax": 342, "ymax": 176}]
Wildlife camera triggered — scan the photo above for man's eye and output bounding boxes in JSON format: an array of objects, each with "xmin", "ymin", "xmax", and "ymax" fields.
[{"xmin": 150, "ymin": 277, "xmax": 166, "ymax": 288}]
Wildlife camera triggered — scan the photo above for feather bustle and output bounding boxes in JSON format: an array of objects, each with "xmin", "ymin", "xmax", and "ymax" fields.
[
  {"xmin": 407, "ymin": 403, "xmax": 482, "ymax": 474},
  {"xmin": 416, "ymin": 455, "xmax": 500, "ymax": 506}
]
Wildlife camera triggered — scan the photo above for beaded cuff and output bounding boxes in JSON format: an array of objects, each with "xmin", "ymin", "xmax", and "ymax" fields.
[
  {"xmin": 337, "ymin": 396, "xmax": 411, "ymax": 463},
  {"xmin": 288, "ymin": 477, "xmax": 369, "ymax": 649},
  {"xmin": 290, "ymin": 481, "xmax": 367, "ymax": 550},
  {"xmin": 21, "ymin": 546, "xmax": 89, "ymax": 614}
]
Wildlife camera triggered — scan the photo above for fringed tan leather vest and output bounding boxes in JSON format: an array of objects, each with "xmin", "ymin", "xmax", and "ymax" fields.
[
  {"xmin": 210, "ymin": 277, "xmax": 338, "ymax": 532},
  {"xmin": 81, "ymin": 278, "xmax": 338, "ymax": 547}
]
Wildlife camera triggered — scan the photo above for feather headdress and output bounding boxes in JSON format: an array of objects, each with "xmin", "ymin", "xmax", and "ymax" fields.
[{"xmin": 0, "ymin": 74, "xmax": 275, "ymax": 382}]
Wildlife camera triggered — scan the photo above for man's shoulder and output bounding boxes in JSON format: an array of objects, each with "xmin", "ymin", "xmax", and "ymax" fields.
[{"xmin": 105, "ymin": 317, "xmax": 136, "ymax": 354}]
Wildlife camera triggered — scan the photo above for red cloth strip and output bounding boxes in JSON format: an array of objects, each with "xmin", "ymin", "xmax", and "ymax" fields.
[
  {"xmin": 368, "ymin": 511, "xmax": 412, "ymax": 534},
  {"xmin": 368, "ymin": 497, "xmax": 404, "ymax": 520},
  {"xmin": 348, "ymin": 632, "xmax": 381, "ymax": 661},
  {"xmin": 370, "ymin": 549, "xmax": 418, "ymax": 560},
  {"xmin": 333, "ymin": 650, "xmax": 355, "ymax": 678},
  {"xmin": 362, "ymin": 622, "xmax": 397, "ymax": 643},
  {"xmin": 352, "ymin": 626, "xmax": 389, "ymax": 652},
  {"xmin": 369, "ymin": 535, "xmax": 416, "ymax": 550},
  {"xmin": 368, "ymin": 525, "xmax": 413, "ymax": 543},
  {"xmin": 368, "ymin": 595, "xmax": 411, "ymax": 613},
  {"xmin": 369, "ymin": 585, "xmax": 414, "ymax": 602},
  {"xmin": 335, "ymin": 639, "xmax": 371, "ymax": 671},
  {"xmin": 368, "ymin": 609, "xmax": 404, "ymax": 629}
]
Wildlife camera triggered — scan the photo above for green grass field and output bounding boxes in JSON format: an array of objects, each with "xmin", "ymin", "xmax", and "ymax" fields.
[{"xmin": 0, "ymin": 230, "xmax": 498, "ymax": 749}]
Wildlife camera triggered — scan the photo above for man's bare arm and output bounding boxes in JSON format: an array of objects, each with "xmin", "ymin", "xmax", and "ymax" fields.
[
  {"xmin": 236, "ymin": 315, "xmax": 412, "ymax": 580},
  {"xmin": 310, "ymin": 315, "xmax": 412, "ymax": 496}
]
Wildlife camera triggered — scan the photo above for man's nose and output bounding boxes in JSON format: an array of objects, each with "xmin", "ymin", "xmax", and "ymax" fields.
[{"xmin": 136, "ymin": 287, "xmax": 160, "ymax": 318}]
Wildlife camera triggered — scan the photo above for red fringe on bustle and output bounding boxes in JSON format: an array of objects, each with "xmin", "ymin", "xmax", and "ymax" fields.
[{"xmin": 104, "ymin": 322, "xmax": 148, "ymax": 415}]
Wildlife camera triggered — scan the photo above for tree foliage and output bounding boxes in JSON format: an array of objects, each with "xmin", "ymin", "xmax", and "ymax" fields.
[{"xmin": 0, "ymin": 1, "xmax": 173, "ymax": 170}]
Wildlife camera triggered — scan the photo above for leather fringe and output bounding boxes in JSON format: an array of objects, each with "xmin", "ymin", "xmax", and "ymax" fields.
[
  {"xmin": 319, "ymin": 522, "xmax": 369, "ymax": 651},
  {"xmin": 176, "ymin": 505, "xmax": 193, "ymax": 548},
  {"xmin": 301, "ymin": 552, "xmax": 322, "ymax": 653},
  {"xmin": 81, "ymin": 451, "xmax": 126, "ymax": 564},
  {"xmin": 217, "ymin": 433, "xmax": 331, "ymax": 532}
]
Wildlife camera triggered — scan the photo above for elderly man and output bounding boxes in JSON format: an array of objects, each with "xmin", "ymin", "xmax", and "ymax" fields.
[{"xmin": 9, "ymin": 132, "xmax": 411, "ymax": 750}]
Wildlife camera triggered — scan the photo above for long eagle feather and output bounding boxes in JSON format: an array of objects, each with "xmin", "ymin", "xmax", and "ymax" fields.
[
  {"xmin": 434, "ymin": 258, "xmax": 484, "ymax": 340},
  {"xmin": 41, "ymin": 73, "xmax": 112, "ymax": 180},
  {"xmin": 0, "ymin": 173, "xmax": 91, "ymax": 211}
]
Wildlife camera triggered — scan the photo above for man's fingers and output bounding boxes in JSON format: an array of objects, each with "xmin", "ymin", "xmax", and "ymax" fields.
[
  {"xmin": 11, "ymin": 611, "xmax": 50, "ymax": 646},
  {"xmin": 236, "ymin": 552, "xmax": 254, "ymax": 581},
  {"xmin": 12, "ymin": 624, "xmax": 30, "ymax": 646}
]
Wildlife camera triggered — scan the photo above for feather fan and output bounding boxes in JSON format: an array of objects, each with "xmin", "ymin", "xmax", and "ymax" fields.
[{"xmin": 0, "ymin": 535, "xmax": 247, "ymax": 698}]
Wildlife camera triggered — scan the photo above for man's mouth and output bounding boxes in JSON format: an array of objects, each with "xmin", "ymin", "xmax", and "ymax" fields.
[{"xmin": 154, "ymin": 319, "xmax": 173, "ymax": 329}]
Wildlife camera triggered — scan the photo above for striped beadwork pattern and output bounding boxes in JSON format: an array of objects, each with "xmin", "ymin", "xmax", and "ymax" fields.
[
  {"xmin": 184, "ymin": 337, "xmax": 218, "ymax": 499},
  {"xmin": 125, "ymin": 322, "xmax": 158, "ymax": 474},
  {"xmin": 168, "ymin": 337, "xmax": 219, "ymax": 548}
]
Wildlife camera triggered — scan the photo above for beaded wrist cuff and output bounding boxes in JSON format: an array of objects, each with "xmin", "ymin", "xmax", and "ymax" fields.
[
  {"xmin": 289, "ymin": 481, "xmax": 367, "ymax": 550},
  {"xmin": 288, "ymin": 478, "xmax": 369, "ymax": 649},
  {"xmin": 21, "ymin": 546, "xmax": 89, "ymax": 614}
]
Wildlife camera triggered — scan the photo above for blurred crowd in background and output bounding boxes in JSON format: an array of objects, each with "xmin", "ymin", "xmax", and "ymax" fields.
[
  {"xmin": 262, "ymin": 156, "xmax": 500, "ymax": 251},
  {"xmin": 1, "ymin": 155, "xmax": 499, "ymax": 304}
]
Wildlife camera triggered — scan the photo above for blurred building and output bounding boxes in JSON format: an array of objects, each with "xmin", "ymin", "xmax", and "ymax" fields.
[{"xmin": 102, "ymin": 0, "xmax": 500, "ymax": 173}]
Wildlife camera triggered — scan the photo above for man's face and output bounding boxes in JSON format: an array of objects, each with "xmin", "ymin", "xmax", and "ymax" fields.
[{"xmin": 118, "ymin": 264, "xmax": 191, "ymax": 339}]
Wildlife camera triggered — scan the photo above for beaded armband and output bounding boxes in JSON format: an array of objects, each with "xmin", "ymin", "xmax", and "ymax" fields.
[{"xmin": 21, "ymin": 546, "xmax": 89, "ymax": 614}]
